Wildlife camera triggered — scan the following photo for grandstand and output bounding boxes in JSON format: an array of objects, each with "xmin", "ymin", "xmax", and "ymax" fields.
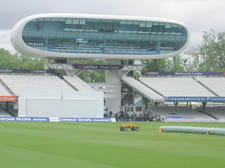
[
  {"xmin": 122, "ymin": 76, "xmax": 164, "ymax": 102},
  {"xmin": 0, "ymin": 80, "xmax": 11, "ymax": 96},
  {"xmin": 206, "ymin": 107, "xmax": 225, "ymax": 119},
  {"xmin": 196, "ymin": 77, "xmax": 225, "ymax": 96},
  {"xmin": 119, "ymin": 75, "xmax": 225, "ymax": 122},
  {"xmin": 8, "ymin": 13, "xmax": 225, "ymax": 122},
  {"xmin": 0, "ymin": 72, "xmax": 224, "ymax": 121},
  {"xmin": 150, "ymin": 106, "xmax": 216, "ymax": 122},
  {"xmin": 63, "ymin": 75, "xmax": 94, "ymax": 91},
  {"xmin": 89, "ymin": 83, "xmax": 118, "ymax": 99},
  {"xmin": 0, "ymin": 107, "xmax": 12, "ymax": 117},
  {"xmin": 0, "ymin": 75, "xmax": 77, "ymax": 96},
  {"xmin": 0, "ymin": 74, "xmax": 99, "ymax": 117},
  {"xmin": 139, "ymin": 77, "xmax": 215, "ymax": 97}
]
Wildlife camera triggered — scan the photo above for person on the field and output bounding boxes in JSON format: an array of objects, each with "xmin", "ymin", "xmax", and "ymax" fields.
[
  {"xmin": 119, "ymin": 108, "xmax": 124, "ymax": 121},
  {"xmin": 132, "ymin": 112, "xmax": 136, "ymax": 122},
  {"xmin": 109, "ymin": 111, "xmax": 113, "ymax": 118},
  {"xmin": 115, "ymin": 113, "xmax": 119, "ymax": 121},
  {"xmin": 125, "ymin": 112, "xmax": 129, "ymax": 121}
]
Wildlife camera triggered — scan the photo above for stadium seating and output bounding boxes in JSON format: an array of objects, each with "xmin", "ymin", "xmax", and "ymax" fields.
[
  {"xmin": 89, "ymin": 83, "xmax": 118, "ymax": 98},
  {"xmin": 0, "ymin": 108, "xmax": 12, "ymax": 117},
  {"xmin": 139, "ymin": 77, "xmax": 215, "ymax": 97},
  {"xmin": 0, "ymin": 81, "xmax": 11, "ymax": 96},
  {"xmin": 0, "ymin": 73, "xmax": 224, "ymax": 122},
  {"xmin": 122, "ymin": 77, "xmax": 164, "ymax": 102},
  {"xmin": 150, "ymin": 106, "xmax": 216, "ymax": 122},
  {"xmin": 0, "ymin": 75, "xmax": 75, "ymax": 96},
  {"xmin": 206, "ymin": 107, "xmax": 225, "ymax": 119},
  {"xmin": 63, "ymin": 76, "xmax": 94, "ymax": 91},
  {"xmin": 196, "ymin": 77, "xmax": 225, "ymax": 96}
]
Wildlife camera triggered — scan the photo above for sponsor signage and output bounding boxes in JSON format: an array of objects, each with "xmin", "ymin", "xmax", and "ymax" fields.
[
  {"xmin": 166, "ymin": 97, "xmax": 225, "ymax": 102},
  {"xmin": 15, "ymin": 117, "xmax": 32, "ymax": 121},
  {"xmin": 0, "ymin": 96, "xmax": 17, "ymax": 102},
  {"xmin": 49, "ymin": 117, "xmax": 60, "ymax": 122},
  {"xmin": 0, "ymin": 69, "xmax": 49, "ymax": 74},
  {"xmin": 60, "ymin": 118, "xmax": 78, "ymax": 122},
  {"xmin": 77, "ymin": 118, "xmax": 93, "ymax": 122},
  {"xmin": 165, "ymin": 116, "xmax": 182, "ymax": 119},
  {"xmin": 93, "ymin": 118, "xmax": 111, "ymax": 122},
  {"xmin": 0, "ymin": 117, "xmax": 114, "ymax": 122},
  {"xmin": 73, "ymin": 64, "xmax": 124, "ymax": 70},
  {"xmin": 60, "ymin": 118, "xmax": 112, "ymax": 122},
  {"xmin": 0, "ymin": 117, "xmax": 49, "ymax": 122},
  {"xmin": 32, "ymin": 117, "xmax": 49, "ymax": 122},
  {"xmin": 142, "ymin": 71, "xmax": 225, "ymax": 76},
  {"xmin": 165, "ymin": 116, "xmax": 194, "ymax": 119},
  {"xmin": 0, "ymin": 117, "xmax": 15, "ymax": 121}
]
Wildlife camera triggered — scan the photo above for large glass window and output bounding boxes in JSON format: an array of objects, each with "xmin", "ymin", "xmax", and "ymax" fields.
[{"xmin": 22, "ymin": 17, "xmax": 188, "ymax": 55}]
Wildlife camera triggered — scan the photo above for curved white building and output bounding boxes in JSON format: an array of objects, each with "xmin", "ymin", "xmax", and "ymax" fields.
[{"xmin": 11, "ymin": 13, "xmax": 189, "ymax": 60}]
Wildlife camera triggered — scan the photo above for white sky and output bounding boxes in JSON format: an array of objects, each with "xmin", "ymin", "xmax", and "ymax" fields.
[{"xmin": 0, "ymin": 0, "xmax": 225, "ymax": 53}]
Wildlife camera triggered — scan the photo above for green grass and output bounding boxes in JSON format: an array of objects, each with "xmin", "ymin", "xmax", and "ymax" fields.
[{"xmin": 0, "ymin": 122, "xmax": 225, "ymax": 168}]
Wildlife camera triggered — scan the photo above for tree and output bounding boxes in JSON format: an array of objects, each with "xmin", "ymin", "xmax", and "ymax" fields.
[
  {"xmin": 74, "ymin": 58, "xmax": 106, "ymax": 82},
  {"xmin": 167, "ymin": 55, "xmax": 185, "ymax": 72},
  {"xmin": 143, "ymin": 55, "xmax": 186, "ymax": 72},
  {"xmin": 143, "ymin": 58, "xmax": 170, "ymax": 72},
  {"xmin": 0, "ymin": 48, "xmax": 44, "ymax": 69},
  {"xmin": 186, "ymin": 30, "xmax": 225, "ymax": 72},
  {"xmin": 78, "ymin": 70, "xmax": 105, "ymax": 83}
]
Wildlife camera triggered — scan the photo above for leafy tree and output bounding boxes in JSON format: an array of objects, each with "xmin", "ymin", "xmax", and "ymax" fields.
[
  {"xmin": 167, "ymin": 55, "xmax": 185, "ymax": 72},
  {"xmin": 74, "ymin": 58, "xmax": 106, "ymax": 82},
  {"xmin": 0, "ymin": 48, "xmax": 44, "ymax": 69},
  {"xmin": 143, "ymin": 55, "xmax": 186, "ymax": 72},
  {"xmin": 186, "ymin": 30, "xmax": 225, "ymax": 72},
  {"xmin": 143, "ymin": 58, "xmax": 170, "ymax": 72},
  {"xmin": 78, "ymin": 70, "xmax": 105, "ymax": 83}
]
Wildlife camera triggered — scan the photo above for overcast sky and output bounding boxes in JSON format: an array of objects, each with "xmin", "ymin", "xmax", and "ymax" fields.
[{"xmin": 1, "ymin": 0, "xmax": 225, "ymax": 53}]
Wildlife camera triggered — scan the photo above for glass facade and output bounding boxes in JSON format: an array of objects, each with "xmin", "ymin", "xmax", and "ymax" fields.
[{"xmin": 22, "ymin": 17, "xmax": 188, "ymax": 56}]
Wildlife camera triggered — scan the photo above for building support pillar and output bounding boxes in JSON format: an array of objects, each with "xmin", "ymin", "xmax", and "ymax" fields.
[
  {"xmin": 202, "ymin": 102, "xmax": 207, "ymax": 113},
  {"xmin": 105, "ymin": 70, "xmax": 121, "ymax": 114}
]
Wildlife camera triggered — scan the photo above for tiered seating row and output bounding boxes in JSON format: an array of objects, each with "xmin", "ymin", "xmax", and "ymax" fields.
[
  {"xmin": 139, "ymin": 77, "xmax": 214, "ymax": 97},
  {"xmin": 150, "ymin": 106, "xmax": 215, "ymax": 121},
  {"xmin": 0, "ymin": 75, "xmax": 75, "ymax": 96},
  {"xmin": 0, "ymin": 81, "xmax": 11, "ymax": 96},
  {"xmin": 122, "ymin": 77, "xmax": 164, "ymax": 102},
  {"xmin": 63, "ymin": 76, "xmax": 94, "ymax": 91},
  {"xmin": 196, "ymin": 77, "xmax": 225, "ymax": 96}
]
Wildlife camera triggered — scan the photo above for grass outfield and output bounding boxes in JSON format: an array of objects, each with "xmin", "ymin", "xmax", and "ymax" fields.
[{"xmin": 0, "ymin": 122, "xmax": 225, "ymax": 168}]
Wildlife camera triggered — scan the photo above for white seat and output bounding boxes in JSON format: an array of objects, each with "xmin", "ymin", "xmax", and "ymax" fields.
[
  {"xmin": 122, "ymin": 77, "xmax": 164, "ymax": 102},
  {"xmin": 64, "ymin": 76, "xmax": 94, "ymax": 91},
  {"xmin": 0, "ymin": 82, "xmax": 11, "ymax": 96},
  {"xmin": 197, "ymin": 77, "xmax": 225, "ymax": 96},
  {"xmin": 0, "ymin": 75, "xmax": 74, "ymax": 96},
  {"xmin": 150, "ymin": 106, "xmax": 215, "ymax": 121},
  {"xmin": 139, "ymin": 77, "xmax": 214, "ymax": 97}
]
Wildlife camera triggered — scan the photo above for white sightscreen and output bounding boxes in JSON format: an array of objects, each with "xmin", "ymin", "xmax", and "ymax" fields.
[{"xmin": 18, "ymin": 90, "xmax": 104, "ymax": 118}]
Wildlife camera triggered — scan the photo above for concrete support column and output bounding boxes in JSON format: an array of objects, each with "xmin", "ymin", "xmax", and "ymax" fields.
[
  {"xmin": 105, "ymin": 70, "xmax": 121, "ymax": 114},
  {"xmin": 44, "ymin": 59, "xmax": 49, "ymax": 70},
  {"xmin": 202, "ymin": 102, "xmax": 207, "ymax": 113}
]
